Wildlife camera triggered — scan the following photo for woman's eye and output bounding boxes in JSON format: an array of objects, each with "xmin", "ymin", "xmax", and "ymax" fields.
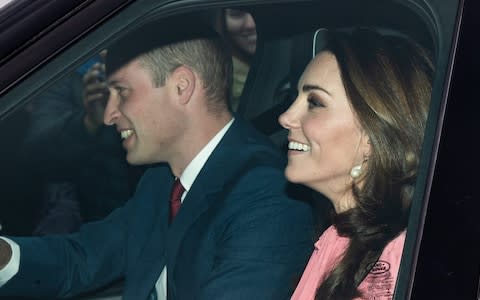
[{"xmin": 307, "ymin": 96, "xmax": 324, "ymax": 109}]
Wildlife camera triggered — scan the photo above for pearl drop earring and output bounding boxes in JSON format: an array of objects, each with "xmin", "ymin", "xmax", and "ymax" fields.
[{"xmin": 350, "ymin": 164, "xmax": 362, "ymax": 178}]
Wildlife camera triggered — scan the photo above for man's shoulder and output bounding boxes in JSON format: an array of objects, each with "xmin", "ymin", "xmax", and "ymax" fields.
[{"xmin": 225, "ymin": 118, "xmax": 286, "ymax": 163}]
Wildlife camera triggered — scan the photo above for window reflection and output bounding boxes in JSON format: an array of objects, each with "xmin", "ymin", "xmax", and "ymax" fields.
[{"xmin": 0, "ymin": 53, "xmax": 140, "ymax": 236}]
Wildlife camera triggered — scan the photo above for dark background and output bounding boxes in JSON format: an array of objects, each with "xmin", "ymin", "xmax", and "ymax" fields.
[{"xmin": 412, "ymin": 0, "xmax": 480, "ymax": 298}]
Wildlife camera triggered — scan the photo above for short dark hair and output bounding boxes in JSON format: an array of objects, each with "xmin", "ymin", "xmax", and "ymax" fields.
[{"xmin": 106, "ymin": 15, "xmax": 232, "ymax": 112}]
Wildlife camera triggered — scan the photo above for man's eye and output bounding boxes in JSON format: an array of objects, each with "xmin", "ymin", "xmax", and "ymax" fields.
[{"xmin": 114, "ymin": 87, "xmax": 128, "ymax": 99}]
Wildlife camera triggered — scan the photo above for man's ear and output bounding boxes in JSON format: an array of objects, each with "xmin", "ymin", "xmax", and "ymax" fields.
[{"xmin": 171, "ymin": 65, "xmax": 195, "ymax": 104}]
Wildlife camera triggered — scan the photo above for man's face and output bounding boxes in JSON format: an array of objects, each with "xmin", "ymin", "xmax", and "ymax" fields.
[{"xmin": 105, "ymin": 59, "xmax": 185, "ymax": 165}]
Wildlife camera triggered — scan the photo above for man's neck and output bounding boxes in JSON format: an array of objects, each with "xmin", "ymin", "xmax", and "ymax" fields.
[{"xmin": 170, "ymin": 113, "xmax": 233, "ymax": 177}]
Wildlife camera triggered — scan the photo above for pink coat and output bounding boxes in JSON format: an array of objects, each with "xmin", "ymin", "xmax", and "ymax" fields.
[{"xmin": 291, "ymin": 226, "xmax": 406, "ymax": 300}]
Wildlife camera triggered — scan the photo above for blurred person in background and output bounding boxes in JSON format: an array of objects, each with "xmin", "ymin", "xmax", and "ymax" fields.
[{"xmin": 216, "ymin": 8, "xmax": 257, "ymax": 111}]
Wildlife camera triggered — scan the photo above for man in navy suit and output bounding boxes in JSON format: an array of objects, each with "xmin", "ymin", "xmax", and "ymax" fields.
[{"xmin": 0, "ymin": 16, "xmax": 315, "ymax": 299}]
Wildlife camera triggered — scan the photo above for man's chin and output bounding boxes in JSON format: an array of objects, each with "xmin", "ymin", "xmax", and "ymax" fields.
[{"xmin": 126, "ymin": 152, "xmax": 142, "ymax": 166}]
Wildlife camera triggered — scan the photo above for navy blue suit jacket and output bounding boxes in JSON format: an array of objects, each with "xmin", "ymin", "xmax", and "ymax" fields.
[{"xmin": 1, "ymin": 118, "xmax": 315, "ymax": 300}]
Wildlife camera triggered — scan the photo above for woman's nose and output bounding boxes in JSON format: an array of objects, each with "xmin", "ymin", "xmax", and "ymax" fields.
[{"xmin": 278, "ymin": 100, "xmax": 300, "ymax": 130}]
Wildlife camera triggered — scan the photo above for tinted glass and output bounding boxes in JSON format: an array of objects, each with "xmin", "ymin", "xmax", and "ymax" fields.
[{"xmin": 0, "ymin": 1, "xmax": 466, "ymax": 299}]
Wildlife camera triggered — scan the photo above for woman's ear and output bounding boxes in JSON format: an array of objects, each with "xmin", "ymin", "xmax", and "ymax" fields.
[
  {"xmin": 171, "ymin": 65, "xmax": 196, "ymax": 104},
  {"xmin": 361, "ymin": 132, "xmax": 371, "ymax": 160}
]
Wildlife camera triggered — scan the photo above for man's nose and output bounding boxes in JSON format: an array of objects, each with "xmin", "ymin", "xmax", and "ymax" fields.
[{"xmin": 103, "ymin": 90, "xmax": 120, "ymax": 126}]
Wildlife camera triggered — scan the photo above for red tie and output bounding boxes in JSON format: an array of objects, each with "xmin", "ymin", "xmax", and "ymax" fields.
[{"xmin": 169, "ymin": 178, "xmax": 185, "ymax": 223}]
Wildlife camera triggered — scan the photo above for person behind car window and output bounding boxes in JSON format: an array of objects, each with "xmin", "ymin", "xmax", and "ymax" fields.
[
  {"xmin": 80, "ymin": 51, "xmax": 110, "ymax": 135},
  {"xmin": 17, "ymin": 51, "xmax": 137, "ymax": 235},
  {"xmin": 0, "ymin": 16, "xmax": 315, "ymax": 300},
  {"xmin": 216, "ymin": 8, "xmax": 257, "ymax": 111},
  {"xmin": 279, "ymin": 28, "xmax": 434, "ymax": 300}
]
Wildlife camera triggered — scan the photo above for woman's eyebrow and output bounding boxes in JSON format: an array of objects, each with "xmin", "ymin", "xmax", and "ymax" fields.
[{"xmin": 302, "ymin": 84, "xmax": 331, "ymax": 96}]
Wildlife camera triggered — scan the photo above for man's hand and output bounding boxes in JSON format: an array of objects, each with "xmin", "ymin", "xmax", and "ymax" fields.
[
  {"xmin": 0, "ymin": 239, "xmax": 12, "ymax": 270},
  {"xmin": 83, "ymin": 61, "xmax": 109, "ymax": 134}
]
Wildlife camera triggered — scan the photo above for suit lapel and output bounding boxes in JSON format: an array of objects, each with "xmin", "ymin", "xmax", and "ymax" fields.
[
  {"xmin": 165, "ymin": 119, "xmax": 251, "ymax": 290},
  {"xmin": 127, "ymin": 119, "xmax": 259, "ymax": 299},
  {"xmin": 165, "ymin": 147, "xmax": 231, "ymax": 268},
  {"xmin": 124, "ymin": 170, "xmax": 173, "ymax": 300}
]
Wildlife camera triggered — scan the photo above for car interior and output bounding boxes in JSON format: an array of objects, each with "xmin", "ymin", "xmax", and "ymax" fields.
[{"xmin": 0, "ymin": 0, "xmax": 469, "ymax": 299}]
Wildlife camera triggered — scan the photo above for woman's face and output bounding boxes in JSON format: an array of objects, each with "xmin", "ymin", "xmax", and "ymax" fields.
[
  {"xmin": 224, "ymin": 9, "xmax": 257, "ymax": 56},
  {"xmin": 278, "ymin": 51, "xmax": 370, "ymax": 207}
]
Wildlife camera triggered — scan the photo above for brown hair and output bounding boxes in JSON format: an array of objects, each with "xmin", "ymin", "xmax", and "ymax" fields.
[{"xmin": 315, "ymin": 28, "xmax": 434, "ymax": 299}]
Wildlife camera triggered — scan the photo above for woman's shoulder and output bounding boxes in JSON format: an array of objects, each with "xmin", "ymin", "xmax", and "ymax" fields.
[
  {"xmin": 314, "ymin": 225, "xmax": 348, "ymax": 248},
  {"xmin": 357, "ymin": 230, "xmax": 407, "ymax": 300},
  {"xmin": 371, "ymin": 230, "xmax": 406, "ymax": 281},
  {"xmin": 381, "ymin": 230, "xmax": 407, "ymax": 260},
  {"xmin": 313, "ymin": 226, "xmax": 350, "ymax": 263}
]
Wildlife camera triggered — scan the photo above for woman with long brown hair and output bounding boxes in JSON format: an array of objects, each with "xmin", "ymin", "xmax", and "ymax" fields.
[{"xmin": 279, "ymin": 28, "xmax": 434, "ymax": 299}]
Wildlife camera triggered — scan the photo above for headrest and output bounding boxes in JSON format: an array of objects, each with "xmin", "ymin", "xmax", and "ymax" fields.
[
  {"xmin": 288, "ymin": 28, "xmax": 329, "ymax": 85},
  {"xmin": 312, "ymin": 28, "xmax": 329, "ymax": 57}
]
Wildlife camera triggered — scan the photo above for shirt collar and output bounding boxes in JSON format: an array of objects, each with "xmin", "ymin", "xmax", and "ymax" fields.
[{"xmin": 179, "ymin": 118, "xmax": 234, "ymax": 193}]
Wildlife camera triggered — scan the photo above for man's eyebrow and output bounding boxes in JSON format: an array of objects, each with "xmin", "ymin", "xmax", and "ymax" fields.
[
  {"xmin": 301, "ymin": 84, "xmax": 331, "ymax": 96},
  {"xmin": 107, "ymin": 79, "xmax": 118, "ymax": 86}
]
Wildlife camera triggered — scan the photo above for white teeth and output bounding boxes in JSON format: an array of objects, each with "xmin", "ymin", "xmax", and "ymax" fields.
[
  {"xmin": 120, "ymin": 129, "xmax": 134, "ymax": 139},
  {"xmin": 288, "ymin": 141, "xmax": 311, "ymax": 152}
]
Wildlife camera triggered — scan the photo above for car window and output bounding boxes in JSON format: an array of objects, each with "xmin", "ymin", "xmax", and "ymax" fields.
[
  {"xmin": 0, "ymin": 6, "xmax": 262, "ymax": 236},
  {"xmin": 0, "ymin": 0, "xmax": 466, "ymax": 299}
]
